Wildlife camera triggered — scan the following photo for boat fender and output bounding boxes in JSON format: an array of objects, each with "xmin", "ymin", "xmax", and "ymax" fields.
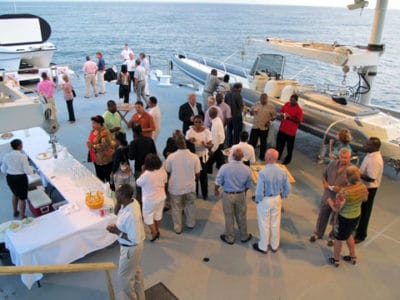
[
  {"xmin": 264, "ymin": 80, "xmax": 279, "ymax": 98},
  {"xmin": 280, "ymin": 85, "xmax": 295, "ymax": 102},
  {"xmin": 332, "ymin": 96, "xmax": 347, "ymax": 105}
]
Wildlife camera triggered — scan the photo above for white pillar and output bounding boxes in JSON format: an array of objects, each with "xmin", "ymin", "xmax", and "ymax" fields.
[{"xmin": 360, "ymin": 0, "xmax": 388, "ymax": 105}]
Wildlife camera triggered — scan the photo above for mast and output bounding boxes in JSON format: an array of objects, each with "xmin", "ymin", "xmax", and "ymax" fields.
[{"xmin": 360, "ymin": 0, "xmax": 388, "ymax": 105}]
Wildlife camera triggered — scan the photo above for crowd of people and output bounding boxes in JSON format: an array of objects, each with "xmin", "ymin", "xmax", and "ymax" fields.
[
  {"xmin": 34, "ymin": 44, "xmax": 152, "ymax": 126},
  {"xmin": 91, "ymin": 89, "xmax": 383, "ymax": 294},
  {"xmin": 1, "ymin": 51, "xmax": 386, "ymax": 298}
]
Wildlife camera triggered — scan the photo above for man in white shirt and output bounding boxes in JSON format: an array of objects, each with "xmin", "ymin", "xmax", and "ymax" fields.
[
  {"xmin": 207, "ymin": 107, "xmax": 225, "ymax": 173},
  {"xmin": 228, "ymin": 131, "xmax": 256, "ymax": 166},
  {"xmin": 134, "ymin": 59, "xmax": 147, "ymax": 102},
  {"xmin": 147, "ymin": 96, "xmax": 161, "ymax": 142},
  {"xmin": 355, "ymin": 137, "xmax": 384, "ymax": 243},
  {"xmin": 139, "ymin": 52, "xmax": 150, "ymax": 96},
  {"xmin": 107, "ymin": 184, "xmax": 145, "ymax": 300},
  {"xmin": 121, "ymin": 43, "xmax": 134, "ymax": 63},
  {"xmin": 165, "ymin": 136, "xmax": 201, "ymax": 234}
]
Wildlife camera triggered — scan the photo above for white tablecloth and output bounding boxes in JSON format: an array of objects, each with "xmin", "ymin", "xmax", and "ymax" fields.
[
  {"xmin": 2, "ymin": 127, "xmax": 117, "ymax": 289},
  {"xmin": 4, "ymin": 210, "xmax": 116, "ymax": 289}
]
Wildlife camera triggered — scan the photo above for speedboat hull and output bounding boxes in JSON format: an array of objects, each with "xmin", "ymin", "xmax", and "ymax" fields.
[{"xmin": 0, "ymin": 42, "xmax": 56, "ymax": 71}]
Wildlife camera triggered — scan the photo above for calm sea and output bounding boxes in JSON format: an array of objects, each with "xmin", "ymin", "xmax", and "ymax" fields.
[{"xmin": 1, "ymin": 1, "xmax": 399, "ymax": 110}]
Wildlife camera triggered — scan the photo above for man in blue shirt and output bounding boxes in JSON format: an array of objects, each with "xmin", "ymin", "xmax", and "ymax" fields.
[
  {"xmin": 215, "ymin": 148, "xmax": 253, "ymax": 245},
  {"xmin": 96, "ymin": 51, "xmax": 106, "ymax": 94},
  {"xmin": 253, "ymin": 148, "xmax": 291, "ymax": 254}
]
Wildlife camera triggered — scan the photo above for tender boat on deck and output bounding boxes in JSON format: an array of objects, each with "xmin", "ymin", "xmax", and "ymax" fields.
[
  {"xmin": 0, "ymin": 14, "xmax": 57, "ymax": 83},
  {"xmin": 171, "ymin": 51, "xmax": 400, "ymax": 162}
]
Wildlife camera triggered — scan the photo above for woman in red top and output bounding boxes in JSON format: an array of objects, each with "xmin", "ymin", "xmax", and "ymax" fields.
[{"xmin": 86, "ymin": 115, "xmax": 115, "ymax": 182}]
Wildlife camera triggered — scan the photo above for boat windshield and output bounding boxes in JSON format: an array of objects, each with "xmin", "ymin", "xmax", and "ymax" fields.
[{"xmin": 249, "ymin": 54, "xmax": 285, "ymax": 79}]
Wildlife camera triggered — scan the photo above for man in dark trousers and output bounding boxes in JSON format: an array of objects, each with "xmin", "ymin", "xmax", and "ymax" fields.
[
  {"xmin": 355, "ymin": 137, "xmax": 384, "ymax": 243},
  {"xmin": 249, "ymin": 93, "xmax": 277, "ymax": 161},
  {"xmin": 276, "ymin": 94, "xmax": 303, "ymax": 165},
  {"xmin": 225, "ymin": 82, "xmax": 243, "ymax": 146},
  {"xmin": 128, "ymin": 125, "xmax": 157, "ymax": 203},
  {"xmin": 178, "ymin": 93, "xmax": 204, "ymax": 134}
]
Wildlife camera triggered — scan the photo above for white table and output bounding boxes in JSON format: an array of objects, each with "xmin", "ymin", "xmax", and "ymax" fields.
[
  {"xmin": 4, "ymin": 209, "xmax": 116, "ymax": 289},
  {"xmin": 2, "ymin": 127, "xmax": 117, "ymax": 289}
]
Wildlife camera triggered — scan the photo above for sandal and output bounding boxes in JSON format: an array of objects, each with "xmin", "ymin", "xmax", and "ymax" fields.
[
  {"xmin": 309, "ymin": 234, "xmax": 320, "ymax": 243},
  {"xmin": 343, "ymin": 255, "xmax": 357, "ymax": 265},
  {"xmin": 328, "ymin": 257, "xmax": 340, "ymax": 267}
]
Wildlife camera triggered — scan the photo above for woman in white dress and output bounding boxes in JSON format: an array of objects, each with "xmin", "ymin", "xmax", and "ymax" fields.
[
  {"xmin": 185, "ymin": 115, "xmax": 212, "ymax": 200},
  {"xmin": 136, "ymin": 153, "xmax": 167, "ymax": 241}
]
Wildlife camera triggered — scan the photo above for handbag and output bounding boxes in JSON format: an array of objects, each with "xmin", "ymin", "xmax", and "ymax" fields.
[
  {"xmin": 113, "ymin": 161, "xmax": 132, "ymax": 187},
  {"xmin": 72, "ymin": 89, "xmax": 76, "ymax": 98},
  {"xmin": 113, "ymin": 149, "xmax": 132, "ymax": 188}
]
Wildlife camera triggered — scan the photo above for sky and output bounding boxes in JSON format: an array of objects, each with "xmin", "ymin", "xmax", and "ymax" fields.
[{"xmin": 5, "ymin": 0, "xmax": 400, "ymax": 8}]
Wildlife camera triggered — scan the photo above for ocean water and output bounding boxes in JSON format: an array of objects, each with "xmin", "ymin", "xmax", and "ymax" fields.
[{"xmin": 1, "ymin": 1, "xmax": 399, "ymax": 110}]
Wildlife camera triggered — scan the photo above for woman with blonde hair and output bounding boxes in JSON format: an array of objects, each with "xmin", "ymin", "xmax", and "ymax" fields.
[
  {"xmin": 327, "ymin": 165, "xmax": 368, "ymax": 267},
  {"xmin": 60, "ymin": 74, "xmax": 76, "ymax": 123}
]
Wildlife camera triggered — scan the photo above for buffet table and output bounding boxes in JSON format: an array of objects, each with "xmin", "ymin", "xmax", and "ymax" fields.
[{"xmin": 1, "ymin": 127, "xmax": 117, "ymax": 289}]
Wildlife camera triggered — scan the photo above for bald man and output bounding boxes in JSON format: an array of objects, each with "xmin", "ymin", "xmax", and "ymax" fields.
[
  {"xmin": 253, "ymin": 149, "xmax": 291, "ymax": 254},
  {"xmin": 215, "ymin": 148, "xmax": 253, "ymax": 245}
]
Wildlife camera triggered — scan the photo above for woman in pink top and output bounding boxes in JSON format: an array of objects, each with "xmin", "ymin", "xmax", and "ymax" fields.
[
  {"xmin": 60, "ymin": 74, "xmax": 76, "ymax": 123},
  {"xmin": 37, "ymin": 72, "xmax": 57, "ymax": 121},
  {"xmin": 136, "ymin": 153, "xmax": 167, "ymax": 242}
]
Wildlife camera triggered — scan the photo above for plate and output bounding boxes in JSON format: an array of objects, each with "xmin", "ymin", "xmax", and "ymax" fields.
[
  {"xmin": 1, "ymin": 132, "xmax": 13, "ymax": 139},
  {"xmin": 21, "ymin": 217, "xmax": 35, "ymax": 226},
  {"xmin": 0, "ymin": 221, "xmax": 12, "ymax": 242},
  {"xmin": 47, "ymin": 143, "xmax": 63, "ymax": 153},
  {"xmin": 9, "ymin": 221, "xmax": 22, "ymax": 232},
  {"xmin": 36, "ymin": 152, "xmax": 52, "ymax": 160}
]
